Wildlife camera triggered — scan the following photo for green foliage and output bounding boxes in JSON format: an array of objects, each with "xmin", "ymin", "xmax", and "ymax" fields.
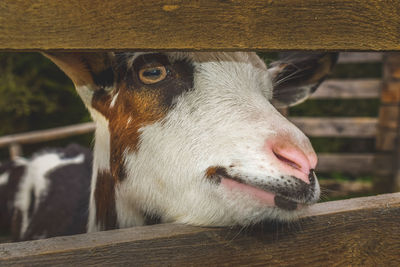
[
  {"xmin": 331, "ymin": 63, "xmax": 382, "ymax": 78},
  {"xmin": 310, "ymin": 137, "xmax": 375, "ymax": 154},
  {"xmin": 290, "ymin": 99, "xmax": 380, "ymax": 117},
  {"xmin": 0, "ymin": 53, "xmax": 91, "ymax": 160},
  {"xmin": 0, "ymin": 53, "xmax": 90, "ymax": 136},
  {"xmin": 318, "ymin": 172, "xmax": 373, "ymax": 182}
]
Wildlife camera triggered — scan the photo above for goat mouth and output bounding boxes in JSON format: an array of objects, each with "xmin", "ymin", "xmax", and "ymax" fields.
[
  {"xmin": 206, "ymin": 167, "xmax": 309, "ymax": 211},
  {"xmin": 220, "ymin": 177, "xmax": 298, "ymax": 211}
]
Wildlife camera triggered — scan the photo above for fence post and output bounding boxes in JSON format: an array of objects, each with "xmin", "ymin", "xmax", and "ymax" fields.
[
  {"xmin": 376, "ymin": 52, "xmax": 400, "ymax": 192},
  {"xmin": 9, "ymin": 143, "xmax": 22, "ymax": 160}
]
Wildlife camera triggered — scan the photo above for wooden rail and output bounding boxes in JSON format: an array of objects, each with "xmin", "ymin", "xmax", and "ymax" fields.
[
  {"xmin": 290, "ymin": 117, "xmax": 377, "ymax": 138},
  {"xmin": 0, "ymin": 122, "xmax": 95, "ymax": 148},
  {"xmin": 1, "ymin": 0, "xmax": 399, "ymax": 51},
  {"xmin": 0, "ymin": 193, "xmax": 399, "ymax": 266},
  {"xmin": 310, "ymin": 79, "xmax": 381, "ymax": 99},
  {"xmin": 338, "ymin": 52, "xmax": 383, "ymax": 64},
  {"xmin": 317, "ymin": 153, "xmax": 391, "ymax": 176}
]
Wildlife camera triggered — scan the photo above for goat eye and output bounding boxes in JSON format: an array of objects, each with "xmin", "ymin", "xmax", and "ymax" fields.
[{"xmin": 138, "ymin": 66, "xmax": 167, "ymax": 84}]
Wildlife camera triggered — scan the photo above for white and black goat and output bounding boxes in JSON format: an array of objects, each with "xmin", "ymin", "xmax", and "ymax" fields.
[{"xmin": 0, "ymin": 52, "xmax": 337, "ymax": 241}]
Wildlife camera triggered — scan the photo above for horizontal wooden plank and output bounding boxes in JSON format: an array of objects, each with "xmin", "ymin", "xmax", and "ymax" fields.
[
  {"xmin": 310, "ymin": 79, "xmax": 381, "ymax": 99},
  {"xmin": 0, "ymin": 122, "xmax": 95, "ymax": 148},
  {"xmin": 319, "ymin": 180, "xmax": 372, "ymax": 198},
  {"xmin": 337, "ymin": 52, "xmax": 383, "ymax": 63},
  {"xmin": 290, "ymin": 117, "xmax": 377, "ymax": 137},
  {"xmin": 0, "ymin": 193, "xmax": 399, "ymax": 266},
  {"xmin": 1, "ymin": 0, "xmax": 399, "ymax": 51},
  {"xmin": 316, "ymin": 153, "xmax": 392, "ymax": 175}
]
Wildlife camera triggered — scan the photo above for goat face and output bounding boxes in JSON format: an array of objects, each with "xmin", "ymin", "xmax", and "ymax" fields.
[{"xmin": 45, "ymin": 52, "xmax": 337, "ymax": 228}]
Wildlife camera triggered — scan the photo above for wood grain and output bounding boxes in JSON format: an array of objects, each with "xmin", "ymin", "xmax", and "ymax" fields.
[
  {"xmin": 319, "ymin": 180, "xmax": 372, "ymax": 198},
  {"xmin": 0, "ymin": 193, "xmax": 399, "ymax": 266},
  {"xmin": 0, "ymin": 0, "xmax": 399, "ymax": 51},
  {"xmin": 338, "ymin": 52, "xmax": 383, "ymax": 64},
  {"xmin": 317, "ymin": 153, "xmax": 392, "ymax": 175},
  {"xmin": 0, "ymin": 122, "xmax": 95, "ymax": 148},
  {"xmin": 290, "ymin": 117, "xmax": 377, "ymax": 137},
  {"xmin": 311, "ymin": 79, "xmax": 381, "ymax": 99},
  {"xmin": 376, "ymin": 104, "xmax": 399, "ymax": 152},
  {"xmin": 385, "ymin": 53, "xmax": 400, "ymax": 191}
]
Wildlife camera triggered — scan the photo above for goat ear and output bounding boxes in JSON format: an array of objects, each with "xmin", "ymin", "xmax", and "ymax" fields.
[
  {"xmin": 268, "ymin": 53, "xmax": 338, "ymax": 108},
  {"xmin": 43, "ymin": 52, "xmax": 115, "ymax": 89},
  {"xmin": 43, "ymin": 52, "xmax": 115, "ymax": 105}
]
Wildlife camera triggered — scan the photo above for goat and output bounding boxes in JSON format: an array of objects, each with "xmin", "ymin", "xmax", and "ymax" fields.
[{"xmin": 0, "ymin": 52, "xmax": 337, "ymax": 241}]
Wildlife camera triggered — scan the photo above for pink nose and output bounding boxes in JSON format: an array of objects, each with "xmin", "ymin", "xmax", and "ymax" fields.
[{"xmin": 266, "ymin": 139, "xmax": 317, "ymax": 184}]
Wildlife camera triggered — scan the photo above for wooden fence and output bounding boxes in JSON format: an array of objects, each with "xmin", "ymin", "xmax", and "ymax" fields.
[
  {"xmin": 0, "ymin": 0, "xmax": 399, "ymax": 265},
  {"xmin": 1, "ymin": 193, "xmax": 399, "ymax": 266},
  {"xmin": 292, "ymin": 53, "xmax": 384, "ymax": 176}
]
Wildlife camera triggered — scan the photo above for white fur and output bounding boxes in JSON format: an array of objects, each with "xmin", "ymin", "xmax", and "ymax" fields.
[
  {"xmin": 66, "ymin": 52, "xmax": 321, "ymax": 231},
  {"xmin": 107, "ymin": 52, "xmax": 318, "ymax": 228},
  {"xmin": 110, "ymin": 92, "xmax": 119, "ymax": 108},
  {"xmin": 126, "ymin": 116, "xmax": 132, "ymax": 128},
  {"xmin": 14, "ymin": 152, "xmax": 84, "ymax": 238},
  {"xmin": 0, "ymin": 172, "xmax": 9, "ymax": 186},
  {"xmin": 86, "ymin": 106, "xmax": 111, "ymax": 232}
]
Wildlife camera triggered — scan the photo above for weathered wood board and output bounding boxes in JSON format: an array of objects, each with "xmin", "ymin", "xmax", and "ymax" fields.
[
  {"xmin": 311, "ymin": 79, "xmax": 381, "ymax": 99},
  {"xmin": 0, "ymin": 193, "xmax": 399, "ymax": 266},
  {"xmin": 317, "ymin": 153, "xmax": 392, "ymax": 176},
  {"xmin": 0, "ymin": 122, "xmax": 95, "ymax": 148},
  {"xmin": 0, "ymin": 0, "xmax": 399, "ymax": 51},
  {"xmin": 338, "ymin": 52, "xmax": 383, "ymax": 63},
  {"xmin": 290, "ymin": 117, "xmax": 377, "ymax": 138}
]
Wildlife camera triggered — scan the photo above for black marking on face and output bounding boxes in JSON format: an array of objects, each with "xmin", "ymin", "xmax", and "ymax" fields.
[
  {"xmin": 92, "ymin": 67, "xmax": 114, "ymax": 89},
  {"xmin": 77, "ymin": 53, "xmax": 115, "ymax": 89},
  {"xmin": 270, "ymin": 53, "xmax": 338, "ymax": 107},
  {"xmin": 90, "ymin": 53, "xmax": 195, "ymax": 184},
  {"xmin": 253, "ymin": 172, "xmax": 317, "ymax": 203},
  {"xmin": 130, "ymin": 53, "xmax": 194, "ymax": 107},
  {"xmin": 274, "ymin": 196, "xmax": 297, "ymax": 211}
]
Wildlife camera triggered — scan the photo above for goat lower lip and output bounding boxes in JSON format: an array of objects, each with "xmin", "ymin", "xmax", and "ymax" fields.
[
  {"xmin": 219, "ymin": 175, "xmax": 301, "ymax": 210},
  {"xmin": 220, "ymin": 177, "xmax": 276, "ymax": 207}
]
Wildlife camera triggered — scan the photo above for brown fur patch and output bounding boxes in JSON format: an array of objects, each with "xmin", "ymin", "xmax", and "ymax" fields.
[
  {"xmin": 206, "ymin": 166, "xmax": 219, "ymax": 177},
  {"xmin": 205, "ymin": 166, "xmax": 226, "ymax": 184},
  {"xmin": 92, "ymin": 84, "xmax": 168, "ymax": 183},
  {"xmin": 57, "ymin": 53, "xmax": 195, "ymax": 228},
  {"xmin": 92, "ymin": 54, "xmax": 194, "ymax": 183},
  {"xmin": 94, "ymin": 170, "xmax": 117, "ymax": 230}
]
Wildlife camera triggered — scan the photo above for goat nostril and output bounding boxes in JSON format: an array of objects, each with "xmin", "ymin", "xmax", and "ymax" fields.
[{"xmin": 273, "ymin": 151, "xmax": 301, "ymax": 170}]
